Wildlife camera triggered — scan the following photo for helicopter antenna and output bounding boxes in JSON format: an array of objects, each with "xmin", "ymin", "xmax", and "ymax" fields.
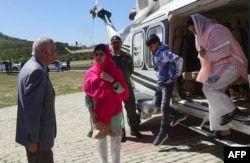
[
  {"xmin": 90, "ymin": 18, "xmax": 95, "ymax": 41},
  {"xmin": 89, "ymin": 0, "xmax": 98, "ymax": 40}
]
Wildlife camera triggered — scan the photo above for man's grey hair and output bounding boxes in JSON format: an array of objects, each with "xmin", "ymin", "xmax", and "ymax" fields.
[{"xmin": 31, "ymin": 37, "xmax": 54, "ymax": 57}]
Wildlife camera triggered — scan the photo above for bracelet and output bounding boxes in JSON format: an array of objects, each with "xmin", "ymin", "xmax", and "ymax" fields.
[{"xmin": 111, "ymin": 79, "xmax": 116, "ymax": 84}]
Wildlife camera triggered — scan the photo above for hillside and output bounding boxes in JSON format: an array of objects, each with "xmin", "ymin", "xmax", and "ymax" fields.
[{"xmin": 0, "ymin": 32, "xmax": 92, "ymax": 62}]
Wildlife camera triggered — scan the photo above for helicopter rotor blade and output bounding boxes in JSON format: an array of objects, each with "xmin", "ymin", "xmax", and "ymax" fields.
[{"xmin": 94, "ymin": 0, "xmax": 98, "ymax": 6}]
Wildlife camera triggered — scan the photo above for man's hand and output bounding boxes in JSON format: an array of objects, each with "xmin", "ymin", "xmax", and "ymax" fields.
[
  {"xmin": 171, "ymin": 75, "xmax": 177, "ymax": 80},
  {"xmin": 28, "ymin": 144, "xmax": 38, "ymax": 153}
]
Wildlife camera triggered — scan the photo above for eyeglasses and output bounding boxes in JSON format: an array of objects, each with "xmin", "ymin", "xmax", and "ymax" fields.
[{"xmin": 94, "ymin": 53, "xmax": 105, "ymax": 57}]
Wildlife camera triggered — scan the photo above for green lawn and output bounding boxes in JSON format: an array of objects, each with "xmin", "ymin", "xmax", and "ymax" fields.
[
  {"xmin": 0, "ymin": 60, "xmax": 89, "ymax": 108},
  {"xmin": 70, "ymin": 60, "xmax": 93, "ymax": 67}
]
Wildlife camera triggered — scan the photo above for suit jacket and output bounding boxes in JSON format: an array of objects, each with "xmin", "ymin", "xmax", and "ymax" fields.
[{"xmin": 16, "ymin": 56, "xmax": 56, "ymax": 150}]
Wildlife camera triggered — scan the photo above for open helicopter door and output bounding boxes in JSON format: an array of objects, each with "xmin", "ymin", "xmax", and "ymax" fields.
[
  {"xmin": 166, "ymin": 0, "xmax": 250, "ymax": 147},
  {"xmin": 133, "ymin": 0, "xmax": 250, "ymax": 147}
]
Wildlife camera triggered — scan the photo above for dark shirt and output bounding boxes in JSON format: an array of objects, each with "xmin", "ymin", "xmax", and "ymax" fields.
[{"xmin": 112, "ymin": 51, "xmax": 134, "ymax": 83}]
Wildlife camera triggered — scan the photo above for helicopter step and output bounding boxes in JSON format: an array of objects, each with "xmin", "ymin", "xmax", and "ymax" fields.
[
  {"xmin": 173, "ymin": 99, "xmax": 250, "ymax": 135},
  {"xmin": 134, "ymin": 90, "xmax": 250, "ymax": 147},
  {"xmin": 183, "ymin": 124, "xmax": 250, "ymax": 147}
]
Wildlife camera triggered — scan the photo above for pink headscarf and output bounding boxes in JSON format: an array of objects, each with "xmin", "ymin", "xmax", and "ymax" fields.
[
  {"xmin": 191, "ymin": 14, "xmax": 248, "ymax": 83},
  {"xmin": 83, "ymin": 44, "xmax": 129, "ymax": 125}
]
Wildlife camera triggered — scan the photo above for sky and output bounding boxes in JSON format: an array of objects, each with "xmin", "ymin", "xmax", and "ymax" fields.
[{"xmin": 0, "ymin": 0, "xmax": 135, "ymax": 46}]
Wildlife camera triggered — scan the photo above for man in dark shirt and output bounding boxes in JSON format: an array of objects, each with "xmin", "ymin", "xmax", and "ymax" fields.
[{"xmin": 111, "ymin": 35, "xmax": 143, "ymax": 142}]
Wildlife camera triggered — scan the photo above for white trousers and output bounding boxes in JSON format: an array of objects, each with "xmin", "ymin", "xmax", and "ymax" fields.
[
  {"xmin": 202, "ymin": 65, "xmax": 240, "ymax": 131},
  {"xmin": 96, "ymin": 135, "xmax": 121, "ymax": 163}
]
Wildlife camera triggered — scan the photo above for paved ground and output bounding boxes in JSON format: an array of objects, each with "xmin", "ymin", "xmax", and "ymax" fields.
[{"xmin": 0, "ymin": 92, "xmax": 224, "ymax": 163}]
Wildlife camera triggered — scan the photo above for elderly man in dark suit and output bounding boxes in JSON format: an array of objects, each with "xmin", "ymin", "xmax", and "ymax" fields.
[{"xmin": 16, "ymin": 37, "xmax": 57, "ymax": 163}]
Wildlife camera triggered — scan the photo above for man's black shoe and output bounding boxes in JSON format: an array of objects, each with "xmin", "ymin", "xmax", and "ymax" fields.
[
  {"xmin": 153, "ymin": 134, "xmax": 168, "ymax": 146},
  {"xmin": 121, "ymin": 135, "xmax": 127, "ymax": 142},
  {"xmin": 170, "ymin": 114, "xmax": 187, "ymax": 126},
  {"xmin": 207, "ymin": 130, "xmax": 231, "ymax": 140},
  {"xmin": 87, "ymin": 130, "xmax": 93, "ymax": 138},
  {"xmin": 121, "ymin": 128, "xmax": 126, "ymax": 142},
  {"xmin": 131, "ymin": 132, "xmax": 143, "ymax": 138}
]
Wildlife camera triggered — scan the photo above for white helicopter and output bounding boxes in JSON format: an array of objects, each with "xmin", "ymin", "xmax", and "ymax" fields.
[{"xmin": 87, "ymin": 0, "xmax": 250, "ymax": 146}]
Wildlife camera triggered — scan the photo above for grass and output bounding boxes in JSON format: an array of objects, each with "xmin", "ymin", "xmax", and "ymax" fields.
[
  {"xmin": 70, "ymin": 60, "xmax": 93, "ymax": 67},
  {"xmin": 0, "ymin": 60, "xmax": 90, "ymax": 109},
  {"xmin": 50, "ymin": 71, "xmax": 85, "ymax": 95},
  {"xmin": 0, "ymin": 73, "xmax": 19, "ymax": 108}
]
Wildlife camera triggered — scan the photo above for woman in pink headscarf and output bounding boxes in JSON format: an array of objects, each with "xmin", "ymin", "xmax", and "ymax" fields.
[
  {"xmin": 83, "ymin": 44, "xmax": 128, "ymax": 163},
  {"xmin": 187, "ymin": 14, "xmax": 248, "ymax": 139}
]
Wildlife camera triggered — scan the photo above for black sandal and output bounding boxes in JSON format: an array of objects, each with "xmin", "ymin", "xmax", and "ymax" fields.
[
  {"xmin": 207, "ymin": 130, "xmax": 231, "ymax": 140},
  {"xmin": 220, "ymin": 107, "xmax": 240, "ymax": 125}
]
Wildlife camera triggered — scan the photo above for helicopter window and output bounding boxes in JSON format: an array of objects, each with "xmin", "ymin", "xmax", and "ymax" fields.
[
  {"xmin": 146, "ymin": 25, "xmax": 164, "ymax": 68},
  {"xmin": 147, "ymin": 26, "xmax": 163, "ymax": 41},
  {"xmin": 132, "ymin": 32, "xmax": 144, "ymax": 68}
]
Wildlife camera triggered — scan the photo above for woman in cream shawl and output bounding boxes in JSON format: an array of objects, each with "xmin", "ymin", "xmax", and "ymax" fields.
[{"xmin": 187, "ymin": 14, "xmax": 248, "ymax": 139}]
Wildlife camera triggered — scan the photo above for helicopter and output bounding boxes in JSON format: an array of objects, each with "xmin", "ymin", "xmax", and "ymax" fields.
[{"xmin": 86, "ymin": 0, "xmax": 250, "ymax": 146}]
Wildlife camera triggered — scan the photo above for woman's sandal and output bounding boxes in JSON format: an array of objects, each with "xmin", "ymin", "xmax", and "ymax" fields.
[
  {"xmin": 220, "ymin": 107, "xmax": 240, "ymax": 126},
  {"xmin": 208, "ymin": 130, "xmax": 232, "ymax": 140}
]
